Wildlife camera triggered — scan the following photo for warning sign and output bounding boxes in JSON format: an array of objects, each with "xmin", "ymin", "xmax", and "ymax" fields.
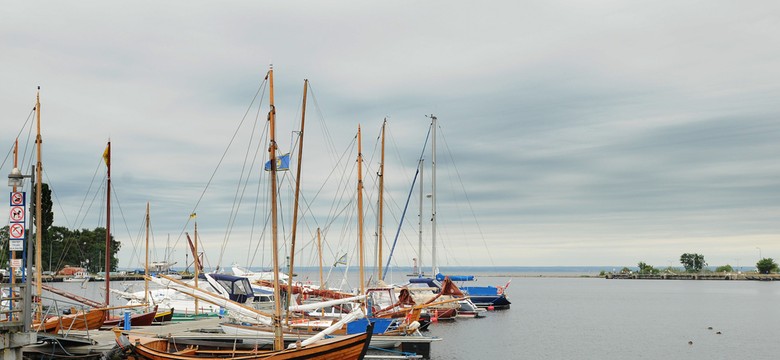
[
  {"xmin": 9, "ymin": 206, "xmax": 25, "ymax": 222},
  {"xmin": 10, "ymin": 259, "xmax": 22, "ymax": 268},
  {"xmin": 9, "ymin": 223, "xmax": 25, "ymax": 240},
  {"xmin": 10, "ymin": 192, "xmax": 25, "ymax": 206},
  {"xmin": 9, "ymin": 239, "xmax": 23, "ymax": 251}
]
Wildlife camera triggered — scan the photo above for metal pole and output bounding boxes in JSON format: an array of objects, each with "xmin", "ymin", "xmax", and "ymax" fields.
[{"xmin": 23, "ymin": 165, "xmax": 35, "ymax": 331}]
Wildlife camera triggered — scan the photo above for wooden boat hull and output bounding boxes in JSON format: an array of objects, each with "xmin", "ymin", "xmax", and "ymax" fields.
[
  {"xmin": 119, "ymin": 325, "xmax": 373, "ymax": 360},
  {"xmin": 153, "ymin": 308, "xmax": 174, "ymax": 323},
  {"xmin": 45, "ymin": 309, "xmax": 106, "ymax": 331},
  {"xmin": 105, "ymin": 307, "xmax": 158, "ymax": 327}
]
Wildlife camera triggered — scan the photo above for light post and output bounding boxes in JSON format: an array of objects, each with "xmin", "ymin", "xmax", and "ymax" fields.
[
  {"xmin": 756, "ymin": 247, "xmax": 762, "ymax": 260},
  {"xmin": 8, "ymin": 165, "xmax": 34, "ymax": 331}
]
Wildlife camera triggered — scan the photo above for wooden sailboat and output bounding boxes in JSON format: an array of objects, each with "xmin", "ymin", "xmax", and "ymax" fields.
[{"xmin": 116, "ymin": 67, "xmax": 373, "ymax": 360}]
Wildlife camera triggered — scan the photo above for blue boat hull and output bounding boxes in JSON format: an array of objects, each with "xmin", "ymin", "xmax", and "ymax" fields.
[{"xmin": 460, "ymin": 286, "xmax": 511, "ymax": 309}]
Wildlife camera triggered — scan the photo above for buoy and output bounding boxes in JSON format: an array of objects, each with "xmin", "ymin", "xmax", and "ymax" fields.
[
  {"xmin": 487, "ymin": 306, "xmax": 495, "ymax": 311},
  {"xmin": 707, "ymin": 327, "xmax": 713, "ymax": 330},
  {"xmin": 716, "ymin": 331, "xmax": 722, "ymax": 335}
]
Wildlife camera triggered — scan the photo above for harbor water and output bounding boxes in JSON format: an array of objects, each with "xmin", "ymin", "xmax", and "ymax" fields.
[{"xmin": 40, "ymin": 268, "xmax": 780, "ymax": 359}]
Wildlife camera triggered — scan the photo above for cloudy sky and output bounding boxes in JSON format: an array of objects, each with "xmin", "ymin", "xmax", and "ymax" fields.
[{"xmin": 2, "ymin": 1, "xmax": 779, "ymax": 271}]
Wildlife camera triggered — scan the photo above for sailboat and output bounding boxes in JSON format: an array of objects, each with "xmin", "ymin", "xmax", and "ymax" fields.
[
  {"xmin": 116, "ymin": 67, "xmax": 373, "ymax": 360},
  {"xmin": 420, "ymin": 115, "xmax": 511, "ymax": 309}
]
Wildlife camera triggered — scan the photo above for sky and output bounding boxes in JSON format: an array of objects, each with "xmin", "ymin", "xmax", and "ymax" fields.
[{"xmin": 1, "ymin": 1, "xmax": 779, "ymax": 271}]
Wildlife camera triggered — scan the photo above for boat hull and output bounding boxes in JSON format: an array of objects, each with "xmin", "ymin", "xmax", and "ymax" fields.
[{"xmin": 119, "ymin": 326, "xmax": 373, "ymax": 360}]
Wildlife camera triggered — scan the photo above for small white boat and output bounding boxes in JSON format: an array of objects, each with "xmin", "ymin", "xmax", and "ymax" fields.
[{"xmin": 63, "ymin": 271, "xmax": 92, "ymax": 282}]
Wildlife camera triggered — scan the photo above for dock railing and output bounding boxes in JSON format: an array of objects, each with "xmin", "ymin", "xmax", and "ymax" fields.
[{"xmin": 0, "ymin": 283, "xmax": 26, "ymax": 331}]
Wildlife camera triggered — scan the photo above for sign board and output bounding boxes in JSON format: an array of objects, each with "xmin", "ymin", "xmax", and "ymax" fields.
[
  {"xmin": 9, "ymin": 223, "xmax": 25, "ymax": 240},
  {"xmin": 9, "ymin": 239, "xmax": 23, "ymax": 251},
  {"xmin": 10, "ymin": 259, "xmax": 22, "ymax": 268},
  {"xmin": 9, "ymin": 206, "xmax": 25, "ymax": 222},
  {"xmin": 10, "ymin": 192, "xmax": 25, "ymax": 206}
]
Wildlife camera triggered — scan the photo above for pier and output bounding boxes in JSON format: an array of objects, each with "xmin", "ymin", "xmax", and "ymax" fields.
[{"xmin": 605, "ymin": 273, "xmax": 780, "ymax": 281}]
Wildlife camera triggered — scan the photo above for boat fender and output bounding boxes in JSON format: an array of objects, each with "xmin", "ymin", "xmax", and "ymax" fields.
[
  {"xmin": 116, "ymin": 335, "xmax": 133, "ymax": 350},
  {"xmin": 408, "ymin": 321, "xmax": 420, "ymax": 331}
]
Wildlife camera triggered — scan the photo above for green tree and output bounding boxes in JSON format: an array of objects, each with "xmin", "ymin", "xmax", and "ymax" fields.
[
  {"xmin": 15, "ymin": 183, "xmax": 122, "ymax": 274},
  {"xmin": 637, "ymin": 261, "xmax": 659, "ymax": 274},
  {"xmin": 756, "ymin": 258, "xmax": 778, "ymax": 274},
  {"xmin": 715, "ymin": 264, "xmax": 734, "ymax": 273},
  {"xmin": 680, "ymin": 253, "xmax": 706, "ymax": 272}
]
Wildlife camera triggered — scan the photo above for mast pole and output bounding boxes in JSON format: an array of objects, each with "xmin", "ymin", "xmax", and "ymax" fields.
[
  {"xmin": 418, "ymin": 158, "xmax": 424, "ymax": 276},
  {"xmin": 430, "ymin": 115, "xmax": 437, "ymax": 276},
  {"xmin": 34, "ymin": 88, "xmax": 43, "ymax": 320},
  {"xmin": 105, "ymin": 140, "xmax": 111, "ymax": 315},
  {"xmin": 357, "ymin": 125, "xmax": 365, "ymax": 299},
  {"xmin": 194, "ymin": 221, "xmax": 199, "ymax": 315},
  {"xmin": 267, "ymin": 66, "xmax": 284, "ymax": 351},
  {"xmin": 286, "ymin": 79, "xmax": 308, "ymax": 325},
  {"xmin": 144, "ymin": 202, "xmax": 150, "ymax": 305},
  {"xmin": 377, "ymin": 119, "xmax": 386, "ymax": 280},
  {"xmin": 317, "ymin": 228, "xmax": 323, "ymax": 289}
]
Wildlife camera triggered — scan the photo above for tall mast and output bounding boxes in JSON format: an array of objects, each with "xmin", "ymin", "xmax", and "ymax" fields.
[
  {"xmin": 144, "ymin": 202, "xmax": 150, "ymax": 305},
  {"xmin": 267, "ymin": 66, "xmax": 284, "ymax": 351},
  {"xmin": 34, "ymin": 88, "xmax": 43, "ymax": 320},
  {"xmin": 430, "ymin": 115, "xmax": 437, "ymax": 276},
  {"xmin": 418, "ymin": 158, "xmax": 424, "ymax": 276},
  {"xmin": 317, "ymin": 228, "xmax": 323, "ymax": 289},
  {"xmin": 194, "ymin": 220, "xmax": 199, "ymax": 315},
  {"xmin": 357, "ymin": 125, "xmax": 365, "ymax": 298},
  {"xmin": 377, "ymin": 119, "xmax": 386, "ymax": 279},
  {"xmin": 286, "ymin": 79, "xmax": 308, "ymax": 325},
  {"xmin": 104, "ymin": 140, "xmax": 111, "ymax": 314}
]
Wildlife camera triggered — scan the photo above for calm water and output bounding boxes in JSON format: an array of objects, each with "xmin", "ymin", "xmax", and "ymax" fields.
[
  {"xmin": 41, "ymin": 269, "xmax": 780, "ymax": 359},
  {"xmin": 428, "ymin": 276, "xmax": 780, "ymax": 359}
]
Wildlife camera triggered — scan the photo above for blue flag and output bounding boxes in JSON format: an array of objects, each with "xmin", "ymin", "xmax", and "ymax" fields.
[{"xmin": 264, "ymin": 153, "xmax": 290, "ymax": 171}]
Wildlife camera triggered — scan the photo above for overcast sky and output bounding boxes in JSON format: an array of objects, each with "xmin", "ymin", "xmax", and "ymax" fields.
[{"xmin": 2, "ymin": 1, "xmax": 779, "ymax": 271}]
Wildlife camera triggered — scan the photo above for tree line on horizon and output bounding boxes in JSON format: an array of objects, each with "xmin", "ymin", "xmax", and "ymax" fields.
[{"xmin": 620, "ymin": 252, "xmax": 779, "ymax": 275}]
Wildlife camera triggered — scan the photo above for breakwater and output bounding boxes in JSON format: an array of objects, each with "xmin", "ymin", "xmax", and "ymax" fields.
[{"xmin": 605, "ymin": 273, "xmax": 780, "ymax": 281}]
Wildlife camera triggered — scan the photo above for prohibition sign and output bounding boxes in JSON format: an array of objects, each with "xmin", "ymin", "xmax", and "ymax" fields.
[
  {"xmin": 9, "ymin": 223, "xmax": 25, "ymax": 239},
  {"xmin": 9, "ymin": 206, "xmax": 25, "ymax": 222},
  {"xmin": 10, "ymin": 192, "xmax": 25, "ymax": 206}
]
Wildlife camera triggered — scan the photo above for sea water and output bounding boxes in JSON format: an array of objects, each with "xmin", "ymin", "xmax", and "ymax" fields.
[
  {"xmin": 41, "ymin": 268, "xmax": 780, "ymax": 359},
  {"xmin": 427, "ymin": 275, "xmax": 780, "ymax": 359}
]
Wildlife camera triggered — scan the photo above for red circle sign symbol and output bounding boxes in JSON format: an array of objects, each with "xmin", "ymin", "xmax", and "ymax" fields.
[
  {"xmin": 11, "ymin": 192, "xmax": 24, "ymax": 206},
  {"xmin": 10, "ymin": 223, "xmax": 25, "ymax": 239},
  {"xmin": 10, "ymin": 206, "xmax": 25, "ymax": 222}
]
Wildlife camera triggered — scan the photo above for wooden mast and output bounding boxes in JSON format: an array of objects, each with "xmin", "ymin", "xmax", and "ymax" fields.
[
  {"xmin": 317, "ymin": 228, "xmax": 324, "ymax": 317},
  {"xmin": 377, "ymin": 119, "xmax": 386, "ymax": 279},
  {"xmin": 104, "ymin": 140, "xmax": 111, "ymax": 315},
  {"xmin": 357, "ymin": 125, "xmax": 365, "ymax": 299},
  {"xmin": 317, "ymin": 228, "xmax": 323, "ymax": 289},
  {"xmin": 34, "ymin": 88, "xmax": 43, "ymax": 320},
  {"xmin": 144, "ymin": 202, "xmax": 150, "ymax": 305},
  {"xmin": 267, "ymin": 65, "xmax": 284, "ymax": 351},
  {"xmin": 285, "ymin": 79, "xmax": 308, "ymax": 325}
]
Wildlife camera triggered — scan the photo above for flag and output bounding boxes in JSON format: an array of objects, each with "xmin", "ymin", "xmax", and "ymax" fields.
[
  {"xmin": 102, "ymin": 143, "xmax": 110, "ymax": 166},
  {"xmin": 264, "ymin": 153, "xmax": 290, "ymax": 171},
  {"xmin": 333, "ymin": 253, "xmax": 347, "ymax": 267},
  {"xmin": 190, "ymin": 213, "xmax": 197, "ymax": 219}
]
